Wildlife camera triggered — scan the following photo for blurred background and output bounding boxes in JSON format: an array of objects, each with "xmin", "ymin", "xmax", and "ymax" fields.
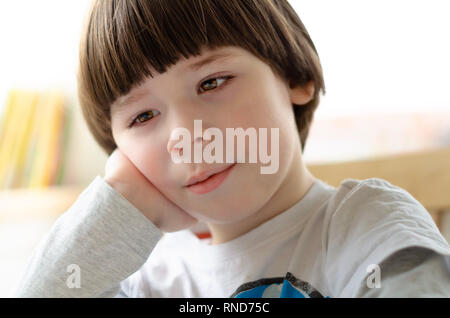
[{"xmin": 0, "ymin": 0, "xmax": 449, "ymax": 296}]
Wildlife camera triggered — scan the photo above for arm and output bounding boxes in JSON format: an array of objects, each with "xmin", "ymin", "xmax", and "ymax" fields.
[
  {"xmin": 11, "ymin": 176, "xmax": 163, "ymax": 298},
  {"xmin": 324, "ymin": 178, "xmax": 450, "ymax": 297},
  {"xmin": 12, "ymin": 149, "xmax": 196, "ymax": 298},
  {"xmin": 355, "ymin": 247, "xmax": 450, "ymax": 297}
]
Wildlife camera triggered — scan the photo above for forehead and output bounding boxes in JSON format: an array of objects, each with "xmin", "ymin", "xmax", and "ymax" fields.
[{"xmin": 111, "ymin": 46, "xmax": 246, "ymax": 113}]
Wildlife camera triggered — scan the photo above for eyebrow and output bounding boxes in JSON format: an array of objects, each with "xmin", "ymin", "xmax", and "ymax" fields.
[
  {"xmin": 186, "ymin": 52, "xmax": 234, "ymax": 71},
  {"xmin": 113, "ymin": 89, "xmax": 148, "ymax": 111},
  {"xmin": 112, "ymin": 52, "xmax": 235, "ymax": 111}
]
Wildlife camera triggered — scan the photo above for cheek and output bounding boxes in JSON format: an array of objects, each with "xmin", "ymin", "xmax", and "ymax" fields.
[
  {"xmin": 225, "ymin": 89, "xmax": 294, "ymax": 153},
  {"xmin": 119, "ymin": 142, "xmax": 167, "ymax": 185},
  {"xmin": 236, "ymin": 81, "xmax": 287, "ymax": 126},
  {"xmin": 244, "ymin": 100, "xmax": 296, "ymax": 167},
  {"xmin": 239, "ymin": 101, "xmax": 291, "ymax": 148}
]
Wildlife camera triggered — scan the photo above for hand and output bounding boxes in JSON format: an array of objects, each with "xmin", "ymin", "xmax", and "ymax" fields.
[{"xmin": 104, "ymin": 148, "xmax": 198, "ymax": 232}]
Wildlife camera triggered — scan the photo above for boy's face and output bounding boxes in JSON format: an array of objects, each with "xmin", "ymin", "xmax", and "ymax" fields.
[{"xmin": 110, "ymin": 45, "xmax": 314, "ymax": 225}]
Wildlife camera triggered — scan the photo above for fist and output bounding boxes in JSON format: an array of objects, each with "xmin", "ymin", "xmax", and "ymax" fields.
[{"xmin": 104, "ymin": 148, "xmax": 198, "ymax": 232}]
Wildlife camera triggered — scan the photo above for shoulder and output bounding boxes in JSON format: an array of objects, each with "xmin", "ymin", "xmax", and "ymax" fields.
[
  {"xmin": 331, "ymin": 176, "xmax": 420, "ymax": 208},
  {"xmin": 321, "ymin": 177, "xmax": 450, "ymax": 296},
  {"xmin": 324, "ymin": 177, "xmax": 448, "ymax": 249},
  {"xmin": 326, "ymin": 177, "xmax": 435, "ymax": 231}
]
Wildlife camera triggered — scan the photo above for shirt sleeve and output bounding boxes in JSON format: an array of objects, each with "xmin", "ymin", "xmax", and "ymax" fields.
[
  {"xmin": 11, "ymin": 176, "xmax": 163, "ymax": 298},
  {"xmin": 355, "ymin": 246, "xmax": 450, "ymax": 297},
  {"xmin": 324, "ymin": 178, "xmax": 450, "ymax": 297}
]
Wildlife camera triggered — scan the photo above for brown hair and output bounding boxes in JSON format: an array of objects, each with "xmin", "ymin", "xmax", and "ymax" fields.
[{"xmin": 77, "ymin": 0, "xmax": 325, "ymax": 156}]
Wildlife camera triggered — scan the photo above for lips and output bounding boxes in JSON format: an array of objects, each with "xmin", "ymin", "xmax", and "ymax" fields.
[{"xmin": 184, "ymin": 164, "xmax": 236, "ymax": 187}]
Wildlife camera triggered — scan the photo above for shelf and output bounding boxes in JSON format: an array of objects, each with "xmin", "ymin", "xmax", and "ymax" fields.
[
  {"xmin": 0, "ymin": 186, "xmax": 84, "ymax": 222},
  {"xmin": 308, "ymin": 147, "xmax": 450, "ymax": 212}
]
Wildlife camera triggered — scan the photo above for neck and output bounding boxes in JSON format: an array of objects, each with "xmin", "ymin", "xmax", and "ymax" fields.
[{"xmin": 207, "ymin": 151, "xmax": 316, "ymax": 245}]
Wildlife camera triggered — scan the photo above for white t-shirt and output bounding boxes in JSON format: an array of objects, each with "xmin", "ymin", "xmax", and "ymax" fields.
[
  {"xmin": 120, "ymin": 177, "xmax": 450, "ymax": 297},
  {"xmin": 13, "ymin": 176, "xmax": 450, "ymax": 297}
]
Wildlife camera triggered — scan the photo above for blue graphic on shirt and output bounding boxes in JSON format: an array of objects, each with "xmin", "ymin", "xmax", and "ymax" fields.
[{"xmin": 231, "ymin": 272, "xmax": 326, "ymax": 298}]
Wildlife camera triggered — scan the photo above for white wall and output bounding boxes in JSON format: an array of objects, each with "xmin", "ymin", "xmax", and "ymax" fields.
[
  {"xmin": 0, "ymin": 0, "xmax": 90, "ymax": 97},
  {"xmin": 0, "ymin": 0, "xmax": 108, "ymax": 187},
  {"xmin": 291, "ymin": 0, "xmax": 450, "ymax": 118}
]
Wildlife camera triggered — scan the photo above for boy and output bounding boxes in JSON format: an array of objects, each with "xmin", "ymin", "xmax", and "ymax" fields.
[{"xmin": 13, "ymin": 0, "xmax": 450, "ymax": 297}]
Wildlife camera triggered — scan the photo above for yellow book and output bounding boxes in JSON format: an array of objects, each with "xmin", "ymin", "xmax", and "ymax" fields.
[
  {"xmin": 0, "ymin": 90, "xmax": 38, "ymax": 189},
  {"xmin": 0, "ymin": 90, "xmax": 18, "ymax": 187},
  {"xmin": 42, "ymin": 92, "xmax": 64, "ymax": 187},
  {"xmin": 28, "ymin": 93, "xmax": 52, "ymax": 188},
  {"xmin": 22, "ymin": 92, "xmax": 47, "ymax": 187},
  {"xmin": 0, "ymin": 90, "xmax": 16, "ymax": 149},
  {"xmin": 54, "ymin": 104, "xmax": 71, "ymax": 186},
  {"xmin": 9, "ymin": 91, "xmax": 38, "ymax": 188},
  {"xmin": 28, "ymin": 92, "xmax": 64, "ymax": 188}
]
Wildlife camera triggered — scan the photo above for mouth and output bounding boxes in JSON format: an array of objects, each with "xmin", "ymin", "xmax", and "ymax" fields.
[
  {"xmin": 185, "ymin": 163, "xmax": 236, "ymax": 195},
  {"xmin": 184, "ymin": 163, "xmax": 236, "ymax": 187}
]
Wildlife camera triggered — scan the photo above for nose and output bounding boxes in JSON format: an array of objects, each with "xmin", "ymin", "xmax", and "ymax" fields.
[
  {"xmin": 167, "ymin": 128, "xmax": 204, "ymax": 156},
  {"xmin": 165, "ymin": 100, "xmax": 214, "ymax": 160}
]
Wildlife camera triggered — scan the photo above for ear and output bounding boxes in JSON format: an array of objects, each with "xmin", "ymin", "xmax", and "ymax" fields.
[{"xmin": 289, "ymin": 80, "xmax": 315, "ymax": 106}]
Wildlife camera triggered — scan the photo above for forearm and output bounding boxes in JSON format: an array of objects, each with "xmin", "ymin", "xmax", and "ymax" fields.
[{"xmin": 12, "ymin": 176, "xmax": 163, "ymax": 298}]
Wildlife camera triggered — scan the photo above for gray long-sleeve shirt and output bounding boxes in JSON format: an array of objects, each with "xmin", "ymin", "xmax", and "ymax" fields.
[
  {"xmin": 11, "ymin": 176, "xmax": 450, "ymax": 297},
  {"xmin": 12, "ymin": 176, "xmax": 162, "ymax": 297}
]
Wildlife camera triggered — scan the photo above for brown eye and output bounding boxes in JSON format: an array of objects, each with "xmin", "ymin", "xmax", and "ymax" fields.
[
  {"xmin": 199, "ymin": 76, "xmax": 232, "ymax": 93},
  {"xmin": 130, "ymin": 110, "xmax": 160, "ymax": 128}
]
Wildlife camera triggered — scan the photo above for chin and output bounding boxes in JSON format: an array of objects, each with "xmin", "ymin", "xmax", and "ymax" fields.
[
  {"xmin": 188, "ymin": 197, "xmax": 264, "ymax": 225},
  {"xmin": 183, "ymin": 164, "xmax": 275, "ymax": 222}
]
